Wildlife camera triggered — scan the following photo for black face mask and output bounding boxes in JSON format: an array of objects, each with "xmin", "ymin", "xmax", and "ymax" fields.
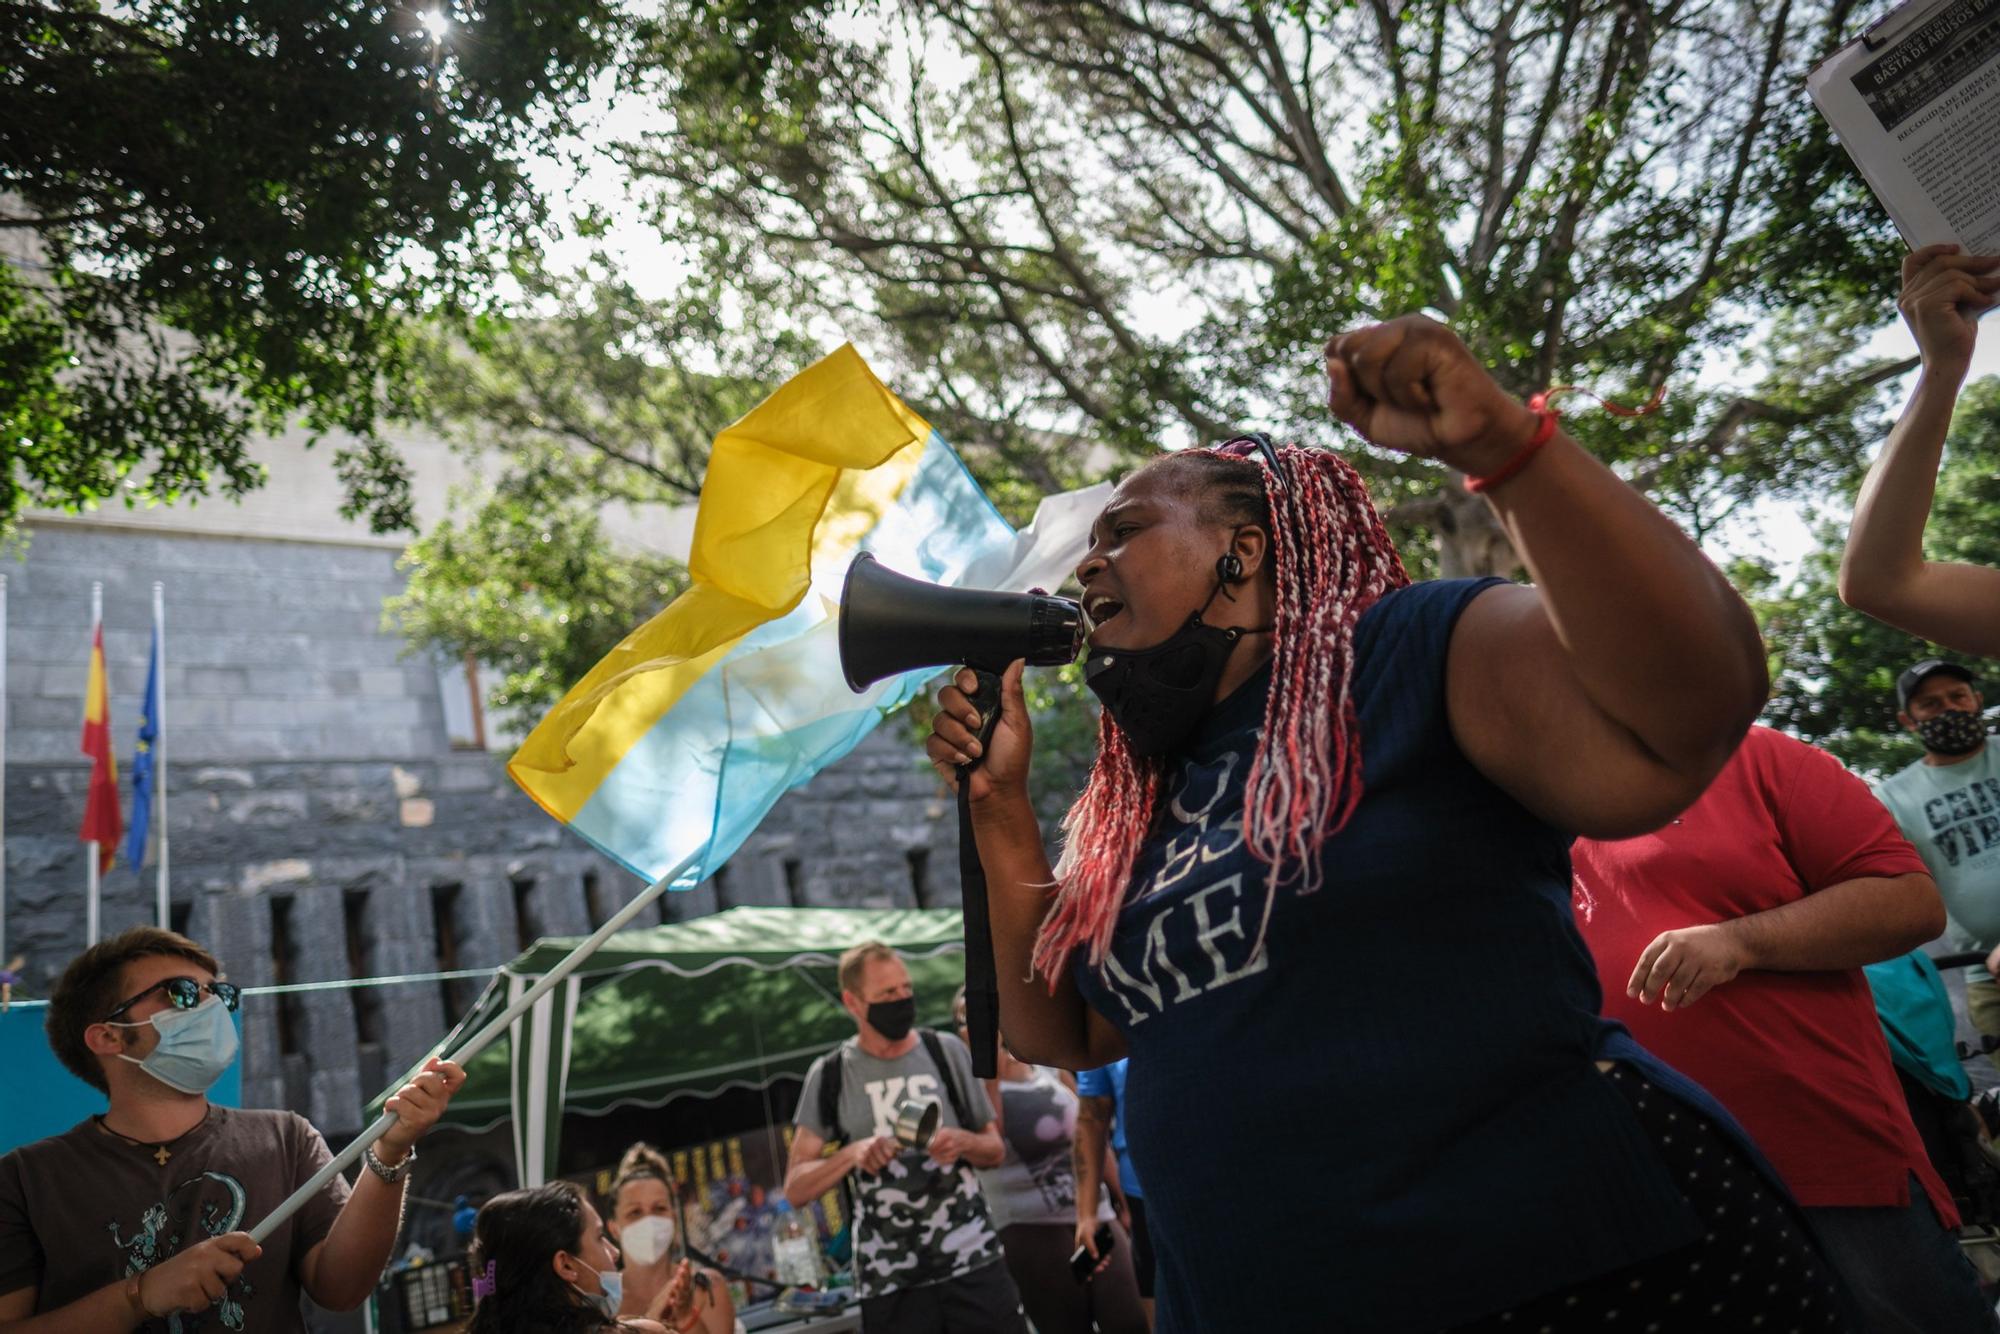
[
  {"xmin": 1918, "ymin": 708, "xmax": 1987, "ymax": 756},
  {"xmin": 1083, "ymin": 569, "xmax": 1268, "ymax": 759},
  {"xmin": 1084, "ymin": 617, "xmax": 1247, "ymax": 759},
  {"xmin": 866, "ymin": 996, "xmax": 917, "ymax": 1042}
]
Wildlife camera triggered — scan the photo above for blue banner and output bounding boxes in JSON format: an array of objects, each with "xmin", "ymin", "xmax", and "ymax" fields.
[{"xmin": 0, "ymin": 1006, "xmax": 240, "ymax": 1154}]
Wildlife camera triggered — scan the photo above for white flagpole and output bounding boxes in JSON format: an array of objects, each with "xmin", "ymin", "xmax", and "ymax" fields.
[
  {"xmin": 153, "ymin": 581, "xmax": 168, "ymax": 931},
  {"xmin": 86, "ymin": 581, "xmax": 101, "ymax": 947},
  {"xmin": 248, "ymin": 846, "xmax": 698, "ymax": 1242}
]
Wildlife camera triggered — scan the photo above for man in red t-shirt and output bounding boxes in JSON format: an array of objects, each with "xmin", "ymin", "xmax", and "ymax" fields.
[{"xmin": 1573, "ymin": 725, "xmax": 1992, "ymax": 1333}]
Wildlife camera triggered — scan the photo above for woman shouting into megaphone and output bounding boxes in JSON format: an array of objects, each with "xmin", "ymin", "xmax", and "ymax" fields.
[{"xmin": 925, "ymin": 316, "xmax": 1858, "ymax": 1333}]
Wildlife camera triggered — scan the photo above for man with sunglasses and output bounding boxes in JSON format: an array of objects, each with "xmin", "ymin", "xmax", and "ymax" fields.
[{"xmin": 0, "ymin": 927, "xmax": 465, "ymax": 1331}]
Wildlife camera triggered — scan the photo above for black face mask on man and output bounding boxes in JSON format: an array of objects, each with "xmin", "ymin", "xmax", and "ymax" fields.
[
  {"xmin": 1917, "ymin": 708, "xmax": 1988, "ymax": 756},
  {"xmin": 866, "ymin": 996, "xmax": 918, "ymax": 1042},
  {"xmin": 1084, "ymin": 552, "xmax": 1269, "ymax": 760}
]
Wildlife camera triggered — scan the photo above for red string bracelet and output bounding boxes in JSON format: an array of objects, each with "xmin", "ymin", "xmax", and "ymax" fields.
[
  {"xmin": 1463, "ymin": 403, "xmax": 1558, "ymax": 494},
  {"xmin": 1462, "ymin": 382, "xmax": 1669, "ymax": 495}
]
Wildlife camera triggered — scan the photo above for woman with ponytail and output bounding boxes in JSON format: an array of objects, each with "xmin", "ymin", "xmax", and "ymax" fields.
[
  {"xmin": 927, "ymin": 317, "xmax": 1853, "ymax": 1331},
  {"xmin": 465, "ymin": 1182, "xmax": 667, "ymax": 1334},
  {"xmin": 603, "ymin": 1143, "xmax": 735, "ymax": 1334}
]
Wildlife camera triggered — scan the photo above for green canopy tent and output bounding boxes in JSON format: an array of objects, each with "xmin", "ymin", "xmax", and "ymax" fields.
[{"xmin": 371, "ymin": 906, "xmax": 968, "ymax": 1186}]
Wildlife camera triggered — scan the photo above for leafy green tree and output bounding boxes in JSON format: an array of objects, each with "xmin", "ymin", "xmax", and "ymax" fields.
[
  {"xmin": 402, "ymin": 0, "xmax": 1949, "ymax": 760},
  {"xmin": 386, "ymin": 254, "xmax": 835, "ymax": 724},
  {"xmin": 1760, "ymin": 377, "xmax": 2000, "ymax": 776},
  {"xmin": 384, "ymin": 453, "xmax": 689, "ymax": 731},
  {"xmin": 0, "ymin": 0, "xmax": 622, "ymax": 535},
  {"xmin": 622, "ymin": 0, "xmax": 1914, "ymax": 573},
  {"xmin": 411, "ymin": 255, "xmax": 819, "ymax": 504}
]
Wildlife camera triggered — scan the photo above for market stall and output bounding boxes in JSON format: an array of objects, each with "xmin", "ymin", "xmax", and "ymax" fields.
[{"xmin": 372, "ymin": 904, "xmax": 968, "ymax": 1186}]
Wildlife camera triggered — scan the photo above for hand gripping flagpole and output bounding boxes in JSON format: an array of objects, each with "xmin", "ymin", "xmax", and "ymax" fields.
[{"xmin": 248, "ymin": 850, "xmax": 697, "ymax": 1243}]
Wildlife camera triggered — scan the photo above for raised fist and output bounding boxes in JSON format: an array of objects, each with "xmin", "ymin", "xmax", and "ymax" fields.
[{"xmin": 1325, "ymin": 316, "xmax": 1540, "ymax": 477}]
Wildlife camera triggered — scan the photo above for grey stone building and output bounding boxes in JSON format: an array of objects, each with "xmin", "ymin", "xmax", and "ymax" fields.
[{"xmin": 3, "ymin": 436, "xmax": 962, "ymax": 1151}]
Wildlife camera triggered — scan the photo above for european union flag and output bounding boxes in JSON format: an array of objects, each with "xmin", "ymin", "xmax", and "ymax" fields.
[{"xmin": 125, "ymin": 628, "xmax": 159, "ymax": 872}]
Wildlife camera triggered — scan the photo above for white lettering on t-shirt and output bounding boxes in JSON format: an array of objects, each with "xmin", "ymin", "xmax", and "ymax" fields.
[
  {"xmin": 1202, "ymin": 812, "xmax": 1245, "ymax": 864},
  {"xmin": 1152, "ymin": 825, "xmax": 1206, "ymax": 896},
  {"xmin": 863, "ymin": 1073, "xmax": 943, "ymax": 1137},
  {"xmin": 1168, "ymin": 750, "xmax": 1238, "ymax": 825},
  {"xmin": 1100, "ymin": 876, "xmax": 1268, "ymax": 1022},
  {"xmin": 1100, "ymin": 911, "xmax": 1200, "ymax": 1024},
  {"xmin": 1189, "ymin": 877, "xmax": 1270, "ymax": 992}
]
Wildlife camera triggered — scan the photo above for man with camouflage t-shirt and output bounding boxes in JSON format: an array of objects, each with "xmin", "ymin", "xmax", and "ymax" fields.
[{"xmin": 785, "ymin": 942, "xmax": 1026, "ymax": 1334}]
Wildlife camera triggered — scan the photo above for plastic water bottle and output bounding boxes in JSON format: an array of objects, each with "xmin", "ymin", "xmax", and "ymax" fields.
[{"xmin": 770, "ymin": 1200, "xmax": 822, "ymax": 1288}]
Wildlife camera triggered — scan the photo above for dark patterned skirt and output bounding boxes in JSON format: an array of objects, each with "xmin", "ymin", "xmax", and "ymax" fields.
[{"xmin": 1448, "ymin": 1063, "xmax": 1854, "ymax": 1332}]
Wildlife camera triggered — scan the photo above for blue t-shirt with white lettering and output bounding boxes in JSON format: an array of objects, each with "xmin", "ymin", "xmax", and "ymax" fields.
[{"xmin": 1072, "ymin": 578, "xmax": 1703, "ymax": 1333}]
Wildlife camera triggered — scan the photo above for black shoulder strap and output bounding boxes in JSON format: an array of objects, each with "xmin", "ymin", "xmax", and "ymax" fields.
[
  {"xmin": 920, "ymin": 1028, "xmax": 978, "ymax": 1129},
  {"xmin": 817, "ymin": 1045, "xmax": 846, "ymax": 1145}
]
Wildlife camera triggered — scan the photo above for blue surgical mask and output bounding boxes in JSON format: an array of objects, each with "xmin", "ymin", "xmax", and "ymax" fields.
[
  {"xmin": 571, "ymin": 1260, "xmax": 622, "ymax": 1319},
  {"xmin": 109, "ymin": 995, "xmax": 239, "ymax": 1094}
]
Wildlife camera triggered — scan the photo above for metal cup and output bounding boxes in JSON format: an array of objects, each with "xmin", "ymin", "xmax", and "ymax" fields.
[{"xmin": 891, "ymin": 1097, "xmax": 940, "ymax": 1151}]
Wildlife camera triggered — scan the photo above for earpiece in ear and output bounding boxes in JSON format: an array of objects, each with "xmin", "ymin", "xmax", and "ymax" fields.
[{"xmin": 1217, "ymin": 553, "xmax": 1245, "ymax": 583}]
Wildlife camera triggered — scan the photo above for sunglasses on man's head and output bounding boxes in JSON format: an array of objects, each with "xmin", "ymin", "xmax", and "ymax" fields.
[{"xmin": 103, "ymin": 976, "xmax": 241, "ymax": 1021}]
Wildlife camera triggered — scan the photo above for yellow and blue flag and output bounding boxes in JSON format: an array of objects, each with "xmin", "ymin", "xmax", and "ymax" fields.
[{"xmin": 507, "ymin": 344, "xmax": 1105, "ymax": 887}]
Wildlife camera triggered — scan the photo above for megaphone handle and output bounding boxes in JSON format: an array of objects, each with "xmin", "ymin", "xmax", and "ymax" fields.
[
  {"xmin": 956, "ymin": 666, "xmax": 1005, "ymax": 1082},
  {"xmin": 964, "ymin": 668, "xmax": 1006, "ymax": 756}
]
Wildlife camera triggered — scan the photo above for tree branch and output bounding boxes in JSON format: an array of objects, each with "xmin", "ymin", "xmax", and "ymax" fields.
[
  {"xmin": 1469, "ymin": 0, "xmax": 1582, "ymax": 279},
  {"xmin": 1655, "ymin": 0, "xmax": 1792, "ymax": 332},
  {"xmin": 1245, "ymin": 5, "xmax": 1353, "ymax": 216},
  {"xmin": 1627, "ymin": 352, "xmax": 1919, "ymax": 492}
]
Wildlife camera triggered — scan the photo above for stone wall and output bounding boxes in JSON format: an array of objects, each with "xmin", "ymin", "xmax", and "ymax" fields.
[{"xmin": 4, "ymin": 523, "xmax": 959, "ymax": 1143}]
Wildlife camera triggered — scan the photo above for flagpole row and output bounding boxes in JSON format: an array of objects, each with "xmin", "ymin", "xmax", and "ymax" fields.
[
  {"xmin": 247, "ymin": 852, "xmax": 697, "ymax": 1244},
  {"xmin": 154, "ymin": 581, "xmax": 168, "ymax": 931}
]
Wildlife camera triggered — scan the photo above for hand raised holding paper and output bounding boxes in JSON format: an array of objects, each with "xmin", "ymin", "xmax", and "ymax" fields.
[{"xmin": 1900, "ymin": 243, "xmax": 2000, "ymax": 374}]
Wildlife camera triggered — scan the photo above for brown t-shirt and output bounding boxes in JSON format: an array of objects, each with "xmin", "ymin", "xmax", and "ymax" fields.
[{"xmin": 0, "ymin": 1106, "xmax": 350, "ymax": 1332}]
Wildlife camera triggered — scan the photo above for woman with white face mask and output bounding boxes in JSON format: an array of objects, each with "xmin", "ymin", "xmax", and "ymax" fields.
[{"xmin": 604, "ymin": 1143, "xmax": 736, "ymax": 1334}]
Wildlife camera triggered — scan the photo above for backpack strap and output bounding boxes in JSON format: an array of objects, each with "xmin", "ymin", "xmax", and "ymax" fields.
[
  {"xmin": 808, "ymin": 1045, "xmax": 859, "ymax": 1225},
  {"xmin": 816, "ymin": 1044, "xmax": 847, "ymax": 1146},
  {"xmin": 920, "ymin": 1028, "xmax": 978, "ymax": 1130}
]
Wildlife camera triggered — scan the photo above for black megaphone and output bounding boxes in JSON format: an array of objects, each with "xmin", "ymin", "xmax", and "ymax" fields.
[
  {"xmin": 837, "ymin": 552, "xmax": 1084, "ymax": 692},
  {"xmin": 836, "ymin": 552, "xmax": 1084, "ymax": 1081}
]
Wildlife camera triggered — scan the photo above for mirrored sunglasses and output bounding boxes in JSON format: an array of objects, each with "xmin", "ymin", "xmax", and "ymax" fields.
[{"xmin": 104, "ymin": 976, "xmax": 242, "ymax": 1021}]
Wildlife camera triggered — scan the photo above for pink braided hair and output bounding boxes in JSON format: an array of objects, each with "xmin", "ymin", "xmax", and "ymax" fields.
[{"xmin": 1031, "ymin": 444, "xmax": 1410, "ymax": 982}]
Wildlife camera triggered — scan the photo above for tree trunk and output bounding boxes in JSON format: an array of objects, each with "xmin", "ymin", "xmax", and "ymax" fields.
[{"xmin": 1431, "ymin": 483, "xmax": 1519, "ymax": 579}]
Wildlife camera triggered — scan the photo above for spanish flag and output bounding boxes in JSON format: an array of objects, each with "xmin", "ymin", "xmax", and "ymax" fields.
[{"xmin": 80, "ymin": 622, "xmax": 121, "ymax": 874}]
